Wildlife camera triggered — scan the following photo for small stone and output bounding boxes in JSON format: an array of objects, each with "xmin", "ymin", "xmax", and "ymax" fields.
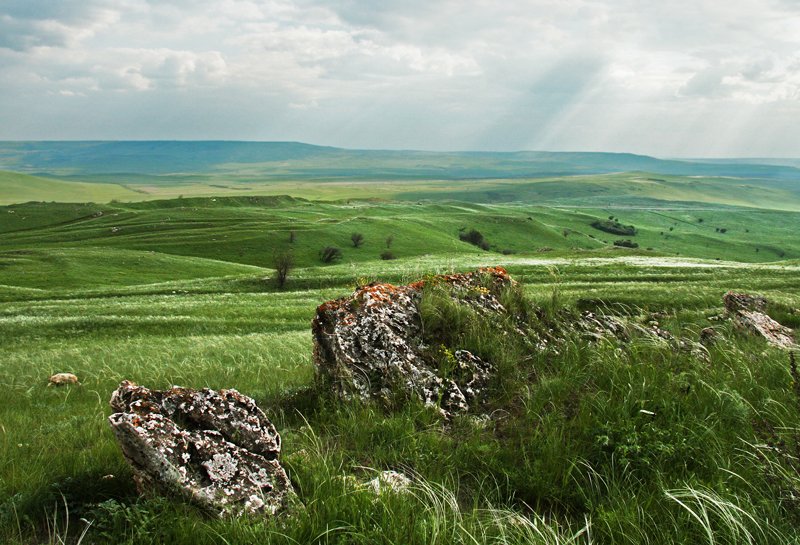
[
  {"xmin": 49, "ymin": 373, "xmax": 79, "ymax": 386},
  {"xmin": 365, "ymin": 471, "xmax": 412, "ymax": 495},
  {"xmin": 699, "ymin": 327, "xmax": 719, "ymax": 346}
]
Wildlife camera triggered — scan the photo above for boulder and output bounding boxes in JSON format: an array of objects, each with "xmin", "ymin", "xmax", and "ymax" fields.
[
  {"xmin": 723, "ymin": 291, "xmax": 795, "ymax": 349},
  {"xmin": 312, "ymin": 267, "xmax": 510, "ymax": 417},
  {"xmin": 108, "ymin": 381, "xmax": 294, "ymax": 518}
]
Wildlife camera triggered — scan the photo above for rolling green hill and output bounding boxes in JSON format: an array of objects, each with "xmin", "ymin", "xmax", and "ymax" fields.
[
  {"xmin": 0, "ymin": 196, "xmax": 797, "ymax": 297},
  {"xmin": 1, "ymin": 174, "xmax": 800, "ymax": 544},
  {"xmin": 0, "ymin": 170, "xmax": 140, "ymax": 205}
]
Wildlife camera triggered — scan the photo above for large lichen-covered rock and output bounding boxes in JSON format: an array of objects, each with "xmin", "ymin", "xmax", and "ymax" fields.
[
  {"xmin": 108, "ymin": 381, "xmax": 294, "ymax": 518},
  {"xmin": 723, "ymin": 291, "xmax": 796, "ymax": 349},
  {"xmin": 312, "ymin": 267, "xmax": 510, "ymax": 417}
]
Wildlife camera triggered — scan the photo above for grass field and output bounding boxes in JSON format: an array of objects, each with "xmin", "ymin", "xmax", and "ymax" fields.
[
  {"xmin": 1, "ymin": 151, "xmax": 800, "ymax": 544},
  {"xmin": 1, "ymin": 250, "xmax": 800, "ymax": 544},
  {"xmin": 0, "ymin": 197, "xmax": 797, "ymax": 283},
  {"xmin": 0, "ymin": 171, "xmax": 142, "ymax": 206}
]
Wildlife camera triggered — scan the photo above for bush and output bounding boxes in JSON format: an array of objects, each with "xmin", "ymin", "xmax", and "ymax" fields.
[
  {"xmin": 591, "ymin": 219, "xmax": 636, "ymax": 236},
  {"xmin": 351, "ymin": 233, "xmax": 364, "ymax": 248},
  {"xmin": 613, "ymin": 239, "xmax": 639, "ymax": 249},
  {"xmin": 459, "ymin": 229, "xmax": 490, "ymax": 250},
  {"xmin": 319, "ymin": 246, "xmax": 342, "ymax": 263},
  {"xmin": 380, "ymin": 250, "xmax": 396, "ymax": 260}
]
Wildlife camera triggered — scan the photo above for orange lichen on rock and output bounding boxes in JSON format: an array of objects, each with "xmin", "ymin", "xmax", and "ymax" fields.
[{"xmin": 311, "ymin": 268, "xmax": 511, "ymax": 417}]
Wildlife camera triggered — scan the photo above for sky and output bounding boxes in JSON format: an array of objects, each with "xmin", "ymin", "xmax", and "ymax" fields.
[{"xmin": 1, "ymin": 0, "xmax": 800, "ymax": 157}]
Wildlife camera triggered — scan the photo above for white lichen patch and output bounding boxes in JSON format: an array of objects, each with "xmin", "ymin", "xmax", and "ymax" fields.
[
  {"xmin": 203, "ymin": 453, "xmax": 239, "ymax": 482},
  {"xmin": 108, "ymin": 381, "xmax": 294, "ymax": 518}
]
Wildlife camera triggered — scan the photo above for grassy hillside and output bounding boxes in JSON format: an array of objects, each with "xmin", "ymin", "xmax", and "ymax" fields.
[
  {"xmin": 1, "ymin": 254, "xmax": 799, "ymax": 544},
  {"xmin": 0, "ymin": 198, "xmax": 798, "ymax": 290},
  {"xmin": 4, "ymin": 167, "xmax": 800, "ymax": 214},
  {"xmin": 1, "ymin": 190, "xmax": 799, "ymax": 544},
  {"xmin": 0, "ymin": 247, "xmax": 260, "ymax": 290},
  {"xmin": 0, "ymin": 171, "xmax": 139, "ymax": 205},
  {"xmin": 397, "ymin": 172, "xmax": 800, "ymax": 211}
]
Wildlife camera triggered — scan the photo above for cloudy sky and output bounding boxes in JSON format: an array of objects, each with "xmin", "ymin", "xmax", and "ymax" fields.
[{"xmin": 1, "ymin": 0, "xmax": 800, "ymax": 156}]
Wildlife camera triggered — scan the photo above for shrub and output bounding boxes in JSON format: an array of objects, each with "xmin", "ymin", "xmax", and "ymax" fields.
[
  {"xmin": 385, "ymin": 235, "xmax": 394, "ymax": 248},
  {"xmin": 319, "ymin": 246, "xmax": 342, "ymax": 263},
  {"xmin": 380, "ymin": 250, "xmax": 396, "ymax": 260},
  {"xmin": 614, "ymin": 239, "xmax": 639, "ymax": 249},
  {"xmin": 459, "ymin": 229, "xmax": 490, "ymax": 250},
  {"xmin": 351, "ymin": 233, "xmax": 364, "ymax": 248},
  {"xmin": 591, "ymin": 219, "xmax": 636, "ymax": 236}
]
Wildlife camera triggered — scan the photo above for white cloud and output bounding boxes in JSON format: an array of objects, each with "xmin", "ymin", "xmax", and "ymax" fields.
[{"xmin": 1, "ymin": 0, "xmax": 800, "ymax": 156}]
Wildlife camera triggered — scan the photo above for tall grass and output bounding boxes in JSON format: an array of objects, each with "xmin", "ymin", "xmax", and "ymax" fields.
[{"xmin": 2, "ymin": 259, "xmax": 800, "ymax": 543}]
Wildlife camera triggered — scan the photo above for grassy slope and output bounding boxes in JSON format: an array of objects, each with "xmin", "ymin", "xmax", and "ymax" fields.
[
  {"xmin": 5, "ymin": 168, "xmax": 800, "ymax": 216},
  {"xmin": 1, "ymin": 255, "xmax": 799, "ymax": 544},
  {"xmin": 0, "ymin": 247, "xmax": 260, "ymax": 290},
  {"xmin": 397, "ymin": 172, "xmax": 800, "ymax": 211},
  {"xmin": 0, "ymin": 198, "xmax": 797, "ymax": 293},
  {"xmin": 0, "ymin": 171, "xmax": 139, "ymax": 205},
  {"xmin": 1, "ymin": 191, "xmax": 800, "ymax": 543}
]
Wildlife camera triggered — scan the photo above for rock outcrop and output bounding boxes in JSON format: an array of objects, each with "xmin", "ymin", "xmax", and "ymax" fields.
[
  {"xmin": 312, "ymin": 267, "xmax": 511, "ymax": 417},
  {"xmin": 108, "ymin": 381, "xmax": 294, "ymax": 518},
  {"xmin": 723, "ymin": 291, "xmax": 796, "ymax": 349}
]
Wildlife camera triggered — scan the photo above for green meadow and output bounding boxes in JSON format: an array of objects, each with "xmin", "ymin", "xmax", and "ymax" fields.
[
  {"xmin": 1, "ymin": 145, "xmax": 800, "ymax": 544},
  {"xmin": 2, "ymin": 250, "xmax": 800, "ymax": 544}
]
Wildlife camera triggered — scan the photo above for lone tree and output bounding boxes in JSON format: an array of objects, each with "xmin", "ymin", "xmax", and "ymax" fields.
[
  {"xmin": 385, "ymin": 234, "xmax": 394, "ymax": 248},
  {"xmin": 351, "ymin": 233, "xmax": 364, "ymax": 248},
  {"xmin": 319, "ymin": 246, "xmax": 342, "ymax": 263},
  {"xmin": 288, "ymin": 230, "xmax": 296, "ymax": 243},
  {"xmin": 273, "ymin": 250, "xmax": 294, "ymax": 289}
]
